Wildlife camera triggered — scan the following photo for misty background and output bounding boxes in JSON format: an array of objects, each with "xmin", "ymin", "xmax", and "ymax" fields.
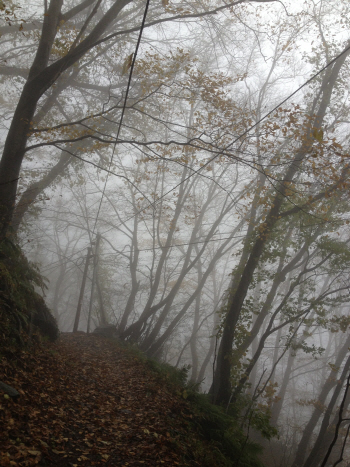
[{"xmin": 1, "ymin": 0, "xmax": 350, "ymax": 465}]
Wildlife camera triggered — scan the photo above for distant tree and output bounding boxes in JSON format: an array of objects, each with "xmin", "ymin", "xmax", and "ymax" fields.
[
  {"xmin": 291, "ymin": 334, "xmax": 350, "ymax": 467},
  {"xmin": 0, "ymin": 0, "xmax": 278, "ymax": 237}
]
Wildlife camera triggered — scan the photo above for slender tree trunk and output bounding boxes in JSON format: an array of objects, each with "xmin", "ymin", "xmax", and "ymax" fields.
[
  {"xmin": 190, "ymin": 248, "xmax": 203, "ymax": 382},
  {"xmin": 211, "ymin": 46, "xmax": 350, "ymax": 405},
  {"xmin": 291, "ymin": 335, "xmax": 350, "ymax": 467},
  {"xmin": 301, "ymin": 354, "xmax": 350, "ymax": 467},
  {"xmin": 143, "ymin": 236, "xmax": 235, "ymax": 356}
]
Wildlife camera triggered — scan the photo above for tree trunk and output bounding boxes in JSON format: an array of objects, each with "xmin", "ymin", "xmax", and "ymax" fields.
[
  {"xmin": 301, "ymin": 354, "xmax": 350, "ymax": 467},
  {"xmin": 291, "ymin": 334, "xmax": 350, "ymax": 467},
  {"xmin": 210, "ymin": 45, "xmax": 350, "ymax": 405},
  {"xmin": 0, "ymin": 0, "xmax": 132, "ymax": 236}
]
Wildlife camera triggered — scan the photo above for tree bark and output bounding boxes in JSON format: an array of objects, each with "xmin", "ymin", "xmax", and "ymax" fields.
[
  {"xmin": 291, "ymin": 334, "xmax": 350, "ymax": 467},
  {"xmin": 301, "ymin": 354, "xmax": 350, "ymax": 467},
  {"xmin": 0, "ymin": 0, "xmax": 132, "ymax": 236},
  {"xmin": 210, "ymin": 44, "xmax": 350, "ymax": 405}
]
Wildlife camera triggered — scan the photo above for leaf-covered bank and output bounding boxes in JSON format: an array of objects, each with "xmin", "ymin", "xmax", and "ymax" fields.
[{"xmin": 0, "ymin": 333, "xmax": 264, "ymax": 467}]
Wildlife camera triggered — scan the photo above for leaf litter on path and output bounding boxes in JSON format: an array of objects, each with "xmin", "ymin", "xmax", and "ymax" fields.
[{"xmin": 0, "ymin": 333, "xmax": 203, "ymax": 466}]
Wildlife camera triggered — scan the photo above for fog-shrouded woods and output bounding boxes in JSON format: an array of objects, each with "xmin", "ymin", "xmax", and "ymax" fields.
[{"xmin": 2, "ymin": 0, "xmax": 350, "ymax": 465}]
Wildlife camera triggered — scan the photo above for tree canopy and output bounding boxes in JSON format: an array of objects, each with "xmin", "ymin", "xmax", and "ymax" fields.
[{"xmin": 2, "ymin": 0, "xmax": 350, "ymax": 465}]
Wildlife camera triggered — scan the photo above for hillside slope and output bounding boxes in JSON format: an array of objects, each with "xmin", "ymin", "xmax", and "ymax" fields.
[{"xmin": 0, "ymin": 333, "xmax": 264, "ymax": 467}]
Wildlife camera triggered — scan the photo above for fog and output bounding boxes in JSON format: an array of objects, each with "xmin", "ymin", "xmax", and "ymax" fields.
[{"xmin": 1, "ymin": 0, "xmax": 350, "ymax": 465}]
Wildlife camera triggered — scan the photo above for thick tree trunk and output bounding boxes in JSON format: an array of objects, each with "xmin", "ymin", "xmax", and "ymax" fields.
[
  {"xmin": 0, "ymin": 0, "xmax": 64, "ymax": 235},
  {"xmin": 211, "ymin": 177, "xmax": 301, "ymax": 404},
  {"xmin": 0, "ymin": 81, "xmax": 48, "ymax": 235},
  {"xmin": 210, "ymin": 45, "xmax": 350, "ymax": 405},
  {"xmin": 0, "ymin": 0, "xmax": 132, "ymax": 236}
]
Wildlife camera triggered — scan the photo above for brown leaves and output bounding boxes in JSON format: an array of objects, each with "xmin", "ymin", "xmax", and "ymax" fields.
[
  {"xmin": 312, "ymin": 128, "xmax": 324, "ymax": 142},
  {"xmin": 122, "ymin": 53, "xmax": 134, "ymax": 75},
  {"xmin": 0, "ymin": 334, "xmax": 206, "ymax": 466}
]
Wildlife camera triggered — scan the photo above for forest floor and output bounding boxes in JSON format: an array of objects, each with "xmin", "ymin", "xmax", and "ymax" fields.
[{"xmin": 0, "ymin": 333, "xmax": 216, "ymax": 467}]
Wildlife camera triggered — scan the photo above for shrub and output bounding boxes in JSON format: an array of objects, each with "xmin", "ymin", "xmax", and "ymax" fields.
[{"xmin": 0, "ymin": 238, "xmax": 58, "ymax": 348}]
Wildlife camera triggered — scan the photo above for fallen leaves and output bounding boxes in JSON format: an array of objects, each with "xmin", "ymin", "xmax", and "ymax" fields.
[{"xmin": 0, "ymin": 334, "xmax": 204, "ymax": 466}]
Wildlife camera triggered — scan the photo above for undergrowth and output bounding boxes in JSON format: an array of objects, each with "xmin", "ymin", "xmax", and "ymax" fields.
[
  {"xmin": 0, "ymin": 238, "xmax": 58, "ymax": 350},
  {"xmin": 122, "ymin": 344, "xmax": 265, "ymax": 467}
]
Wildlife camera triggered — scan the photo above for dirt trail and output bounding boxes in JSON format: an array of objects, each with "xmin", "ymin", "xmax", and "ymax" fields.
[{"xmin": 0, "ymin": 333, "xmax": 199, "ymax": 466}]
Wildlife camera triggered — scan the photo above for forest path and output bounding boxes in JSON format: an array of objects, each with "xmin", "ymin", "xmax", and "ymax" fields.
[{"xmin": 0, "ymin": 333, "xmax": 199, "ymax": 467}]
